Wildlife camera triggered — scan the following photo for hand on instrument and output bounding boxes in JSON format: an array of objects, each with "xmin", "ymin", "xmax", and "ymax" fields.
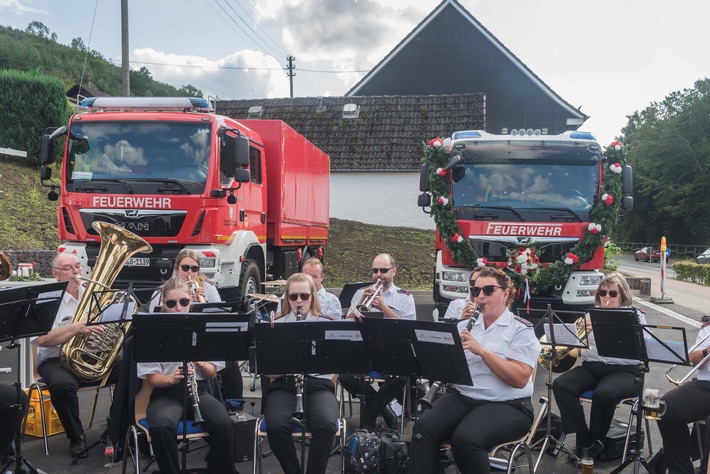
[
  {"xmin": 584, "ymin": 315, "xmax": 592, "ymax": 333},
  {"xmin": 76, "ymin": 321, "xmax": 103, "ymax": 336},
  {"xmin": 370, "ymin": 295, "xmax": 387, "ymax": 311},
  {"xmin": 460, "ymin": 302, "xmax": 478, "ymax": 320},
  {"xmin": 170, "ymin": 366, "xmax": 189, "ymax": 384},
  {"xmin": 461, "ymin": 330, "xmax": 485, "ymax": 356}
]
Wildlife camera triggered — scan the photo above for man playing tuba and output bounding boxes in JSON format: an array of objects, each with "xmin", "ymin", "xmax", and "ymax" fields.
[{"xmin": 34, "ymin": 252, "xmax": 121, "ymax": 459}]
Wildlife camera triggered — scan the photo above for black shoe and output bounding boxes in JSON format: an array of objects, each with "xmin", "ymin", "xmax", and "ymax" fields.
[
  {"xmin": 382, "ymin": 403, "xmax": 398, "ymax": 430},
  {"xmin": 583, "ymin": 440, "xmax": 605, "ymax": 460},
  {"xmin": 70, "ymin": 434, "xmax": 88, "ymax": 459}
]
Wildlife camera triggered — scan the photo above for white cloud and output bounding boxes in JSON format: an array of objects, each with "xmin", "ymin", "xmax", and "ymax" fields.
[{"xmin": 0, "ymin": 0, "xmax": 46, "ymax": 15}]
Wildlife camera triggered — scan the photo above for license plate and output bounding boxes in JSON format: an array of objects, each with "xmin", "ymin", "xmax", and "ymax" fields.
[{"xmin": 126, "ymin": 258, "xmax": 150, "ymax": 267}]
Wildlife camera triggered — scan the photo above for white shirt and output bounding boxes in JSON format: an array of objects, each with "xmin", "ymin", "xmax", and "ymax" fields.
[
  {"xmin": 137, "ymin": 360, "xmax": 226, "ymax": 380},
  {"xmin": 581, "ymin": 307, "xmax": 648, "ymax": 365},
  {"xmin": 276, "ymin": 287, "xmax": 342, "ymax": 320},
  {"xmin": 443, "ymin": 297, "xmax": 474, "ymax": 321},
  {"xmin": 454, "ymin": 309, "xmax": 541, "ymax": 402},
  {"xmin": 35, "ymin": 286, "xmax": 85, "ymax": 366},
  {"xmin": 695, "ymin": 324, "xmax": 710, "ymax": 382},
  {"xmin": 349, "ymin": 283, "xmax": 416, "ymax": 320}
]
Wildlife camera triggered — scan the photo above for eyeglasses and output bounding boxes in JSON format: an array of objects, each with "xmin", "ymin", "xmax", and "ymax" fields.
[
  {"xmin": 54, "ymin": 264, "xmax": 82, "ymax": 272},
  {"xmin": 180, "ymin": 264, "xmax": 200, "ymax": 273},
  {"xmin": 597, "ymin": 289, "xmax": 619, "ymax": 298},
  {"xmin": 164, "ymin": 298, "xmax": 191, "ymax": 309},
  {"xmin": 371, "ymin": 268, "xmax": 392, "ymax": 274},
  {"xmin": 470, "ymin": 285, "xmax": 505, "ymax": 297},
  {"xmin": 288, "ymin": 293, "xmax": 311, "ymax": 301}
]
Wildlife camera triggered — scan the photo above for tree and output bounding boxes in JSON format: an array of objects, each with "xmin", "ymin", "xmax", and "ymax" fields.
[
  {"xmin": 25, "ymin": 21, "xmax": 52, "ymax": 40},
  {"xmin": 618, "ymin": 78, "xmax": 710, "ymax": 244},
  {"xmin": 178, "ymin": 84, "xmax": 203, "ymax": 97},
  {"xmin": 71, "ymin": 37, "xmax": 86, "ymax": 52}
]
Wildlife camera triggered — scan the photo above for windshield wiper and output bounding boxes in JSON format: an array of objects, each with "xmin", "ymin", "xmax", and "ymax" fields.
[
  {"xmin": 82, "ymin": 179, "xmax": 134, "ymax": 194},
  {"xmin": 147, "ymin": 178, "xmax": 191, "ymax": 194},
  {"xmin": 457, "ymin": 205, "xmax": 524, "ymax": 222},
  {"xmin": 528, "ymin": 207, "xmax": 583, "ymax": 222}
]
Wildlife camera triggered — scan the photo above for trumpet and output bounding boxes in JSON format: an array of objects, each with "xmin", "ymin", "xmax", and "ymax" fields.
[
  {"xmin": 356, "ymin": 279, "xmax": 383, "ymax": 313},
  {"xmin": 665, "ymin": 332, "xmax": 710, "ymax": 386},
  {"xmin": 189, "ymin": 276, "xmax": 206, "ymax": 303}
]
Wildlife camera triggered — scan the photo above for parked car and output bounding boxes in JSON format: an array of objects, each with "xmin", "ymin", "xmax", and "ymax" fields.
[
  {"xmin": 697, "ymin": 248, "xmax": 710, "ymax": 264},
  {"xmin": 634, "ymin": 246, "xmax": 661, "ymax": 263}
]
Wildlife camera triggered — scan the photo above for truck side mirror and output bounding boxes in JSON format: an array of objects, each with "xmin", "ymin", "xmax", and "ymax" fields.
[
  {"xmin": 419, "ymin": 164, "xmax": 429, "ymax": 192},
  {"xmin": 235, "ymin": 168, "xmax": 250, "ymax": 183},
  {"xmin": 41, "ymin": 126, "xmax": 67, "ymax": 165},
  {"xmin": 622, "ymin": 195, "xmax": 633, "ymax": 211},
  {"xmin": 418, "ymin": 192, "xmax": 431, "ymax": 208},
  {"xmin": 40, "ymin": 166, "xmax": 52, "ymax": 181},
  {"xmin": 622, "ymin": 164, "xmax": 633, "ymax": 195},
  {"xmin": 235, "ymin": 135, "xmax": 249, "ymax": 167}
]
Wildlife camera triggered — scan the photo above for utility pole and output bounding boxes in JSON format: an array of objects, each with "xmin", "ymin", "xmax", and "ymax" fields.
[
  {"xmin": 286, "ymin": 56, "xmax": 295, "ymax": 98},
  {"xmin": 121, "ymin": 0, "xmax": 130, "ymax": 96}
]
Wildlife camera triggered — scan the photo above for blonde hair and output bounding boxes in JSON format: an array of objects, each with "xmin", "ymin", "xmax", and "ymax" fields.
[
  {"xmin": 160, "ymin": 277, "xmax": 191, "ymax": 313},
  {"xmin": 173, "ymin": 249, "xmax": 207, "ymax": 283},
  {"xmin": 282, "ymin": 272, "xmax": 321, "ymax": 316},
  {"xmin": 594, "ymin": 271, "xmax": 633, "ymax": 307}
]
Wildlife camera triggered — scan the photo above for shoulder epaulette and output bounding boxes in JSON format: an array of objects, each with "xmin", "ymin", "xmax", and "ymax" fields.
[
  {"xmin": 397, "ymin": 288, "xmax": 411, "ymax": 295},
  {"xmin": 702, "ymin": 321, "xmax": 710, "ymax": 329},
  {"xmin": 514, "ymin": 316, "xmax": 534, "ymax": 328},
  {"xmin": 318, "ymin": 313, "xmax": 336, "ymax": 321}
]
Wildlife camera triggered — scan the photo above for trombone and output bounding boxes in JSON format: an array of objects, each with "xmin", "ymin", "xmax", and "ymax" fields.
[{"xmin": 665, "ymin": 332, "xmax": 710, "ymax": 386}]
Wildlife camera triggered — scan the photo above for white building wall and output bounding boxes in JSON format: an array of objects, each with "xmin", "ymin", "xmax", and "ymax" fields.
[{"xmin": 330, "ymin": 171, "xmax": 435, "ymax": 229}]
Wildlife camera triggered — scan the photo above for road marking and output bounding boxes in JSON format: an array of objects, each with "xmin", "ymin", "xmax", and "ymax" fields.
[{"xmin": 635, "ymin": 299, "xmax": 702, "ymax": 328}]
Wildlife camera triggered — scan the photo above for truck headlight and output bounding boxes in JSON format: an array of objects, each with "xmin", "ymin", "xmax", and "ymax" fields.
[
  {"xmin": 579, "ymin": 275, "xmax": 602, "ymax": 286},
  {"xmin": 441, "ymin": 271, "xmax": 468, "ymax": 282},
  {"xmin": 200, "ymin": 258, "xmax": 216, "ymax": 268}
]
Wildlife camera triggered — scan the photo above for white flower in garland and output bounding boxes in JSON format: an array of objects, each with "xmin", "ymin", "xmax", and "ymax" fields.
[
  {"xmin": 587, "ymin": 223, "xmax": 602, "ymax": 234},
  {"xmin": 437, "ymin": 196, "xmax": 449, "ymax": 206},
  {"xmin": 507, "ymin": 247, "xmax": 539, "ymax": 276},
  {"xmin": 609, "ymin": 162, "xmax": 622, "ymax": 174}
]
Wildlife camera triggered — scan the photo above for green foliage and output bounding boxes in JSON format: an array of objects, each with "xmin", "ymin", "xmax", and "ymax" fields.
[
  {"xmin": 603, "ymin": 241, "xmax": 622, "ymax": 271},
  {"xmin": 0, "ymin": 69, "xmax": 72, "ymax": 166},
  {"xmin": 618, "ymin": 78, "xmax": 710, "ymax": 244},
  {"xmin": 672, "ymin": 261, "xmax": 710, "ymax": 285},
  {"xmin": 0, "ymin": 24, "xmax": 202, "ymax": 99},
  {"xmin": 9, "ymin": 273, "xmax": 43, "ymax": 282},
  {"xmin": 422, "ymin": 140, "xmax": 624, "ymax": 292}
]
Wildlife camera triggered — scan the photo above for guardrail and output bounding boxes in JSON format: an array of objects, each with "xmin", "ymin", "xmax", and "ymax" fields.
[{"xmin": 615, "ymin": 242, "xmax": 709, "ymax": 259}]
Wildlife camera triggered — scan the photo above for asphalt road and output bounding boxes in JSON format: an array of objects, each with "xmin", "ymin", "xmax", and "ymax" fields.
[{"xmin": 1, "ymin": 256, "xmax": 707, "ymax": 473}]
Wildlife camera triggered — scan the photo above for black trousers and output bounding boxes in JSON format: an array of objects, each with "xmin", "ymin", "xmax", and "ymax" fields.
[
  {"xmin": 552, "ymin": 361, "xmax": 639, "ymax": 445},
  {"xmin": 146, "ymin": 383, "xmax": 235, "ymax": 474},
  {"xmin": 37, "ymin": 357, "xmax": 121, "ymax": 440},
  {"xmin": 0, "ymin": 384, "xmax": 27, "ymax": 457},
  {"xmin": 264, "ymin": 377, "xmax": 339, "ymax": 474},
  {"xmin": 658, "ymin": 379, "xmax": 710, "ymax": 474},
  {"xmin": 339, "ymin": 374, "xmax": 406, "ymax": 429},
  {"xmin": 219, "ymin": 360, "xmax": 243, "ymax": 400},
  {"xmin": 409, "ymin": 391, "xmax": 533, "ymax": 474}
]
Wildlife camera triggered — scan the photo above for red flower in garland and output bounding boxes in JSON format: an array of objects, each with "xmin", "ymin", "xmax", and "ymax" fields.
[
  {"xmin": 437, "ymin": 196, "xmax": 449, "ymax": 206},
  {"xmin": 429, "ymin": 137, "xmax": 444, "ymax": 147},
  {"xmin": 564, "ymin": 253, "xmax": 579, "ymax": 265},
  {"xmin": 436, "ymin": 167, "xmax": 447, "ymax": 177},
  {"xmin": 601, "ymin": 193, "xmax": 614, "ymax": 206},
  {"xmin": 451, "ymin": 233, "xmax": 464, "ymax": 244},
  {"xmin": 610, "ymin": 140, "xmax": 622, "ymax": 151}
]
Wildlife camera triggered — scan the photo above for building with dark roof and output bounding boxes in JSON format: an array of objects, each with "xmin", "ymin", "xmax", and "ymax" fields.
[{"xmin": 346, "ymin": 0, "xmax": 587, "ymax": 136}]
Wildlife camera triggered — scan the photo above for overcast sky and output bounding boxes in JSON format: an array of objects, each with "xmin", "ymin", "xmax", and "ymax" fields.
[{"xmin": 2, "ymin": 0, "xmax": 709, "ymax": 145}]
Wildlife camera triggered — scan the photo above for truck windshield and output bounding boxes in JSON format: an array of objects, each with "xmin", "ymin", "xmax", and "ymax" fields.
[
  {"xmin": 451, "ymin": 161, "xmax": 598, "ymax": 214},
  {"xmin": 65, "ymin": 122, "xmax": 211, "ymax": 194}
]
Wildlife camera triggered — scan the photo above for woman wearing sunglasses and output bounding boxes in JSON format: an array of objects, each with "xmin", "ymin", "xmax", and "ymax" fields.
[
  {"xmin": 409, "ymin": 267, "xmax": 541, "ymax": 473},
  {"xmin": 137, "ymin": 277, "xmax": 236, "ymax": 474},
  {"xmin": 552, "ymin": 271, "xmax": 647, "ymax": 463},
  {"xmin": 263, "ymin": 272, "xmax": 339, "ymax": 474},
  {"xmin": 149, "ymin": 250, "xmax": 221, "ymax": 310}
]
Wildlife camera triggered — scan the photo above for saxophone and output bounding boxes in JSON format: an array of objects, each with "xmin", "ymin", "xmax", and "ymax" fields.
[
  {"xmin": 186, "ymin": 362, "xmax": 205, "ymax": 426},
  {"xmin": 538, "ymin": 316, "xmax": 590, "ymax": 373},
  {"xmin": 60, "ymin": 222, "xmax": 152, "ymax": 382}
]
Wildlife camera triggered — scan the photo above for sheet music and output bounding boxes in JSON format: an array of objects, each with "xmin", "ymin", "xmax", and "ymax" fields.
[
  {"xmin": 543, "ymin": 323, "xmax": 584, "ymax": 346},
  {"xmin": 36, "ymin": 290, "xmax": 63, "ymax": 301},
  {"xmin": 101, "ymin": 301, "xmax": 136, "ymax": 322},
  {"xmin": 645, "ymin": 339, "xmax": 686, "ymax": 364},
  {"xmin": 415, "ymin": 329, "xmax": 455, "ymax": 345}
]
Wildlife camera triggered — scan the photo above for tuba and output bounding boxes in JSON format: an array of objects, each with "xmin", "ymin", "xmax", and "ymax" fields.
[
  {"xmin": 538, "ymin": 316, "xmax": 589, "ymax": 373},
  {"xmin": 0, "ymin": 252, "xmax": 11, "ymax": 280},
  {"xmin": 60, "ymin": 222, "xmax": 152, "ymax": 382}
]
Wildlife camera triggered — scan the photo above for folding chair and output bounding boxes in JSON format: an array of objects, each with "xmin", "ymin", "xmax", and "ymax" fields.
[{"xmin": 121, "ymin": 382, "xmax": 210, "ymax": 473}]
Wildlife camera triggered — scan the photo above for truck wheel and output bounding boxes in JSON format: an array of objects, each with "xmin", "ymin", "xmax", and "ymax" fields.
[{"xmin": 236, "ymin": 260, "xmax": 261, "ymax": 305}]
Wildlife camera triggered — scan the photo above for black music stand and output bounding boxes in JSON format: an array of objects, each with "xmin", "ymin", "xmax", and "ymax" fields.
[
  {"xmin": 0, "ymin": 282, "xmax": 65, "ymax": 474},
  {"xmin": 528, "ymin": 305, "xmax": 588, "ymax": 461},
  {"xmin": 589, "ymin": 308, "xmax": 688, "ymax": 474},
  {"xmin": 133, "ymin": 312, "xmax": 251, "ymax": 473}
]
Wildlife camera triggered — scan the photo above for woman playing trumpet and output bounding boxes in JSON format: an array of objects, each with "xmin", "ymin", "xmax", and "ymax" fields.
[
  {"xmin": 658, "ymin": 324, "xmax": 710, "ymax": 473},
  {"xmin": 552, "ymin": 272, "xmax": 647, "ymax": 462},
  {"xmin": 137, "ymin": 277, "xmax": 235, "ymax": 474}
]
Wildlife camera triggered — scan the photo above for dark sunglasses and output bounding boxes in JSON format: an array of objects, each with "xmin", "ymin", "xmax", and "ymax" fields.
[
  {"xmin": 470, "ymin": 285, "xmax": 505, "ymax": 297},
  {"xmin": 165, "ymin": 297, "xmax": 191, "ymax": 309},
  {"xmin": 371, "ymin": 267, "xmax": 392, "ymax": 274},
  {"xmin": 288, "ymin": 293, "xmax": 311, "ymax": 301},
  {"xmin": 180, "ymin": 264, "xmax": 200, "ymax": 272},
  {"xmin": 597, "ymin": 289, "xmax": 619, "ymax": 298}
]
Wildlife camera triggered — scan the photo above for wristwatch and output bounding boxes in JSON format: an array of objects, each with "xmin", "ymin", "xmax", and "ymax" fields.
[{"xmin": 703, "ymin": 347, "xmax": 708, "ymax": 358}]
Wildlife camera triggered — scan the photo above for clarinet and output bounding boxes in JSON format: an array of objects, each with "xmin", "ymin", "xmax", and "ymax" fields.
[
  {"xmin": 296, "ymin": 306, "xmax": 302, "ymax": 321},
  {"xmin": 465, "ymin": 304, "xmax": 484, "ymax": 331},
  {"xmin": 187, "ymin": 362, "xmax": 205, "ymax": 426}
]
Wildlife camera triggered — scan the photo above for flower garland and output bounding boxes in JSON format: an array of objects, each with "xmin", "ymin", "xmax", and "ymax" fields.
[{"xmin": 423, "ymin": 137, "xmax": 625, "ymax": 292}]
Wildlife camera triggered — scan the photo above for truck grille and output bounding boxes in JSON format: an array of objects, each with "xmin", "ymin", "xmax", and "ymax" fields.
[
  {"xmin": 470, "ymin": 237, "xmax": 579, "ymax": 263},
  {"xmin": 80, "ymin": 209, "xmax": 187, "ymax": 237}
]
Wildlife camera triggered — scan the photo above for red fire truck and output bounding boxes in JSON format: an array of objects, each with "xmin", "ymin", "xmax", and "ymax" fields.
[
  {"xmin": 39, "ymin": 97, "xmax": 330, "ymax": 301},
  {"xmin": 418, "ymin": 129, "xmax": 633, "ymax": 316}
]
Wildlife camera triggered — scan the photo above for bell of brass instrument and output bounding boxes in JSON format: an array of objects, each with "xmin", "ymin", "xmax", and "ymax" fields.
[
  {"xmin": 538, "ymin": 316, "xmax": 589, "ymax": 373},
  {"xmin": 60, "ymin": 221, "xmax": 152, "ymax": 382},
  {"xmin": 356, "ymin": 279, "xmax": 383, "ymax": 313},
  {"xmin": 189, "ymin": 276, "xmax": 206, "ymax": 303},
  {"xmin": 186, "ymin": 362, "xmax": 205, "ymax": 426},
  {"xmin": 666, "ymin": 332, "xmax": 710, "ymax": 386},
  {"xmin": 0, "ymin": 252, "xmax": 11, "ymax": 281},
  {"xmin": 419, "ymin": 381, "xmax": 441, "ymax": 411}
]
